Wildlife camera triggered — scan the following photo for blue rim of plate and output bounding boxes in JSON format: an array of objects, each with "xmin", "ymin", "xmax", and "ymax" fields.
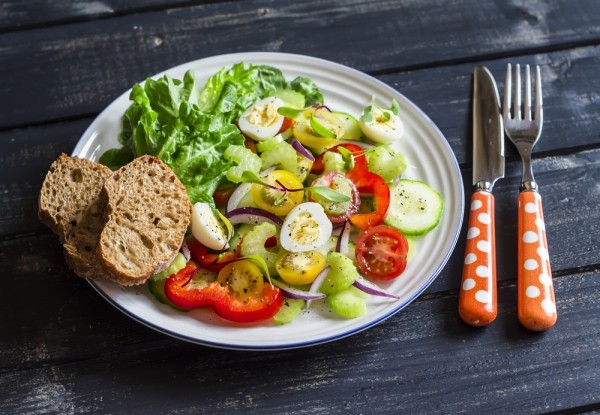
[{"xmin": 74, "ymin": 52, "xmax": 464, "ymax": 351}]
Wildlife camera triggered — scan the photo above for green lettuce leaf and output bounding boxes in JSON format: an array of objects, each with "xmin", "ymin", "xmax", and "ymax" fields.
[{"xmin": 99, "ymin": 63, "xmax": 323, "ymax": 205}]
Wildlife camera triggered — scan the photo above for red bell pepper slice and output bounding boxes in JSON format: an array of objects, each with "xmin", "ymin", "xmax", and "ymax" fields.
[
  {"xmin": 348, "ymin": 170, "xmax": 390, "ymax": 230},
  {"xmin": 164, "ymin": 260, "xmax": 283, "ymax": 323}
]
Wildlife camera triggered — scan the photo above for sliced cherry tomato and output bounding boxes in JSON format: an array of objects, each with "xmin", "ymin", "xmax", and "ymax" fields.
[
  {"xmin": 275, "ymin": 250, "xmax": 326, "ymax": 285},
  {"xmin": 165, "ymin": 259, "xmax": 284, "ymax": 323},
  {"xmin": 186, "ymin": 237, "xmax": 240, "ymax": 273},
  {"xmin": 309, "ymin": 172, "xmax": 361, "ymax": 223},
  {"xmin": 296, "ymin": 153, "xmax": 314, "ymax": 182},
  {"xmin": 355, "ymin": 225, "xmax": 409, "ymax": 280},
  {"xmin": 310, "ymin": 154, "xmax": 325, "ymax": 175},
  {"xmin": 217, "ymin": 260, "xmax": 265, "ymax": 302},
  {"xmin": 348, "ymin": 171, "xmax": 390, "ymax": 230},
  {"xmin": 213, "ymin": 186, "xmax": 236, "ymax": 208},
  {"xmin": 278, "ymin": 117, "xmax": 293, "ymax": 134},
  {"xmin": 250, "ymin": 169, "xmax": 304, "ymax": 216},
  {"xmin": 293, "ymin": 107, "xmax": 342, "ymax": 149},
  {"xmin": 265, "ymin": 235, "xmax": 278, "ymax": 248},
  {"xmin": 243, "ymin": 135, "xmax": 257, "ymax": 153}
]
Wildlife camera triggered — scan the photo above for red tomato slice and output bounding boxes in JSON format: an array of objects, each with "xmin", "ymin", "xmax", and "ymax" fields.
[
  {"xmin": 165, "ymin": 260, "xmax": 284, "ymax": 323},
  {"xmin": 213, "ymin": 186, "xmax": 236, "ymax": 208},
  {"xmin": 243, "ymin": 136, "xmax": 257, "ymax": 153},
  {"xmin": 348, "ymin": 171, "xmax": 390, "ymax": 230},
  {"xmin": 250, "ymin": 169, "xmax": 304, "ymax": 216},
  {"xmin": 278, "ymin": 117, "xmax": 293, "ymax": 134},
  {"xmin": 355, "ymin": 225, "xmax": 409, "ymax": 280}
]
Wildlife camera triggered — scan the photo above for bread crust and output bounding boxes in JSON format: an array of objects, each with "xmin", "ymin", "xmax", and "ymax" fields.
[
  {"xmin": 38, "ymin": 154, "xmax": 112, "ymax": 243},
  {"xmin": 39, "ymin": 154, "xmax": 192, "ymax": 286},
  {"xmin": 98, "ymin": 155, "xmax": 192, "ymax": 285},
  {"xmin": 38, "ymin": 154, "xmax": 113, "ymax": 280}
]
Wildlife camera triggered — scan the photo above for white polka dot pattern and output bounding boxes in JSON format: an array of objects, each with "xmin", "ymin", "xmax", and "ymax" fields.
[
  {"xmin": 459, "ymin": 191, "xmax": 497, "ymax": 326},
  {"xmin": 517, "ymin": 191, "xmax": 557, "ymax": 331}
]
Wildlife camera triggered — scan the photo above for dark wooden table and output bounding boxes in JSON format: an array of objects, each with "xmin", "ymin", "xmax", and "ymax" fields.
[{"xmin": 2, "ymin": 1, "xmax": 600, "ymax": 413}]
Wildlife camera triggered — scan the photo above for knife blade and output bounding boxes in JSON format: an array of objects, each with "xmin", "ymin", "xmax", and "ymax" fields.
[{"xmin": 458, "ymin": 66, "xmax": 504, "ymax": 327}]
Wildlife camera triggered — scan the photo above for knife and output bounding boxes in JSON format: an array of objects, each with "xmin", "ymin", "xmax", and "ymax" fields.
[{"xmin": 458, "ymin": 66, "xmax": 504, "ymax": 327}]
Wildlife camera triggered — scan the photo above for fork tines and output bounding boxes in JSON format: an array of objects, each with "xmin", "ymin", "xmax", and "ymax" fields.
[{"xmin": 503, "ymin": 64, "xmax": 543, "ymax": 125}]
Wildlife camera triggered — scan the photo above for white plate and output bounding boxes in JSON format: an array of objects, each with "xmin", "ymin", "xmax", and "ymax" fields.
[{"xmin": 72, "ymin": 52, "xmax": 464, "ymax": 350}]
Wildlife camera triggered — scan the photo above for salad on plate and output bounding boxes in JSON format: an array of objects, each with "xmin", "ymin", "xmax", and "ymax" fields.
[{"xmin": 99, "ymin": 62, "xmax": 443, "ymax": 325}]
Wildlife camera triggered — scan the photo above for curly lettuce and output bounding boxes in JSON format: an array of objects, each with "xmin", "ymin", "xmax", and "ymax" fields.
[{"xmin": 100, "ymin": 63, "xmax": 323, "ymax": 205}]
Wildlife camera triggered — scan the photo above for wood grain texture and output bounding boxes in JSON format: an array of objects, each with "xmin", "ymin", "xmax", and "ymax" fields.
[
  {"xmin": 2, "ymin": 0, "xmax": 600, "ymax": 129},
  {"xmin": 0, "ymin": 261, "xmax": 598, "ymax": 414},
  {"xmin": 0, "ymin": 0, "xmax": 205, "ymax": 31},
  {"xmin": 2, "ymin": 0, "xmax": 600, "ymax": 414}
]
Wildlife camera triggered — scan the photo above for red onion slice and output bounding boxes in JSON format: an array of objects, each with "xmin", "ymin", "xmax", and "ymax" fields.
[
  {"xmin": 259, "ymin": 166, "xmax": 277, "ymax": 177},
  {"xmin": 335, "ymin": 221, "xmax": 351, "ymax": 255},
  {"xmin": 225, "ymin": 207, "xmax": 283, "ymax": 227},
  {"xmin": 289, "ymin": 138, "xmax": 315, "ymax": 161},
  {"xmin": 306, "ymin": 265, "xmax": 331, "ymax": 308},
  {"xmin": 180, "ymin": 239, "xmax": 191, "ymax": 262},
  {"xmin": 353, "ymin": 276, "xmax": 400, "ymax": 299},
  {"xmin": 226, "ymin": 183, "xmax": 253, "ymax": 213},
  {"xmin": 271, "ymin": 279, "xmax": 326, "ymax": 301}
]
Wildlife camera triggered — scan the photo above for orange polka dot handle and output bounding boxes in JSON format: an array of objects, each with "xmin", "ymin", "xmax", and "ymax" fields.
[
  {"xmin": 459, "ymin": 190, "xmax": 497, "ymax": 326},
  {"xmin": 517, "ymin": 190, "xmax": 557, "ymax": 331}
]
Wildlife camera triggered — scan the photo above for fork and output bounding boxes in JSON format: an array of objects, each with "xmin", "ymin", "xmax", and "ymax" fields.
[{"xmin": 503, "ymin": 64, "xmax": 557, "ymax": 331}]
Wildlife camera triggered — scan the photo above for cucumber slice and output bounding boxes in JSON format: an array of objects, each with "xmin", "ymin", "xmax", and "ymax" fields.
[
  {"xmin": 256, "ymin": 135, "xmax": 284, "ymax": 153},
  {"xmin": 229, "ymin": 223, "xmax": 253, "ymax": 252},
  {"xmin": 385, "ymin": 179, "xmax": 443, "ymax": 236},
  {"xmin": 315, "ymin": 235, "xmax": 338, "ymax": 257},
  {"xmin": 273, "ymin": 298, "xmax": 305, "ymax": 324},
  {"xmin": 148, "ymin": 279, "xmax": 188, "ymax": 311},
  {"xmin": 327, "ymin": 286, "xmax": 368, "ymax": 318},
  {"xmin": 150, "ymin": 252, "xmax": 187, "ymax": 281}
]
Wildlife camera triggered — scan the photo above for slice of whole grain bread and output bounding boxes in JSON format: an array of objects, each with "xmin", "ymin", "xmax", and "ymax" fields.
[
  {"xmin": 38, "ymin": 153, "xmax": 112, "ymax": 242},
  {"xmin": 38, "ymin": 154, "xmax": 113, "ymax": 280},
  {"xmin": 98, "ymin": 155, "xmax": 192, "ymax": 285}
]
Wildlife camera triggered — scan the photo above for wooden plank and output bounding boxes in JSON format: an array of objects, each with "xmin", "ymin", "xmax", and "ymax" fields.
[
  {"xmin": 380, "ymin": 45, "xmax": 600, "ymax": 163},
  {"xmin": 2, "ymin": 0, "xmax": 600, "ymax": 129},
  {"xmin": 3, "ymin": 1, "xmax": 599, "ymax": 414},
  {"xmin": 0, "ymin": 267, "xmax": 598, "ymax": 414},
  {"xmin": 0, "ymin": 119, "xmax": 91, "ymax": 236},
  {"xmin": 0, "ymin": 0, "xmax": 202, "ymax": 31}
]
